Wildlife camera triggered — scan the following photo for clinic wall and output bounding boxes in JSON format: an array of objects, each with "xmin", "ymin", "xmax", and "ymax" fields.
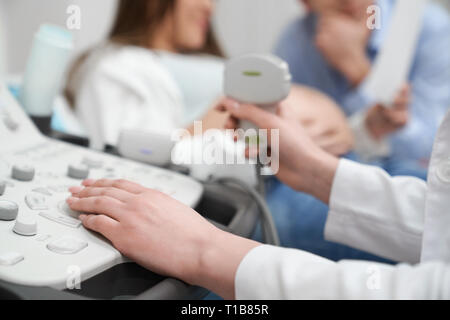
[
  {"xmin": 213, "ymin": 0, "xmax": 303, "ymax": 57},
  {"xmin": 1, "ymin": 0, "xmax": 303, "ymax": 74},
  {"xmin": 2, "ymin": 0, "xmax": 449, "ymax": 74},
  {"xmin": 0, "ymin": 0, "xmax": 117, "ymax": 75},
  {"xmin": 0, "ymin": 3, "xmax": 6, "ymax": 77}
]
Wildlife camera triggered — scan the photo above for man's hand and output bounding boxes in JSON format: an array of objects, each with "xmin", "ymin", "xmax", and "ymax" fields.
[
  {"xmin": 220, "ymin": 98, "xmax": 339, "ymax": 204},
  {"xmin": 67, "ymin": 179, "xmax": 260, "ymax": 300},
  {"xmin": 365, "ymin": 85, "xmax": 411, "ymax": 140},
  {"xmin": 315, "ymin": 14, "xmax": 371, "ymax": 86}
]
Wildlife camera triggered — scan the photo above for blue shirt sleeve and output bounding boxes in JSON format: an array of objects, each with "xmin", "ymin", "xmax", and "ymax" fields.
[{"xmin": 388, "ymin": 4, "xmax": 450, "ymax": 161}]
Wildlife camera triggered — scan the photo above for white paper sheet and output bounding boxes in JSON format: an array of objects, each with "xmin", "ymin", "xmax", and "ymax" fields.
[{"xmin": 363, "ymin": 0, "xmax": 429, "ymax": 107}]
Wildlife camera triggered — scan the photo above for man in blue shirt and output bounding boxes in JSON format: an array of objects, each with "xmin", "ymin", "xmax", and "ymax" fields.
[
  {"xmin": 257, "ymin": 0, "xmax": 450, "ymax": 262},
  {"xmin": 276, "ymin": 0, "xmax": 450, "ymax": 165}
]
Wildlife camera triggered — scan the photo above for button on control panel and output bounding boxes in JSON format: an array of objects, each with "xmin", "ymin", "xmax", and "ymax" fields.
[
  {"xmin": 12, "ymin": 165, "xmax": 35, "ymax": 182},
  {"xmin": 3, "ymin": 115, "xmax": 19, "ymax": 132},
  {"xmin": 47, "ymin": 236, "xmax": 88, "ymax": 255},
  {"xmin": 13, "ymin": 215, "xmax": 38, "ymax": 236},
  {"xmin": 0, "ymin": 180, "xmax": 5, "ymax": 196},
  {"xmin": 32, "ymin": 188, "xmax": 52, "ymax": 196},
  {"xmin": 0, "ymin": 200, "xmax": 19, "ymax": 221},
  {"xmin": 82, "ymin": 157, "xmax": 103, "ymax": 169},
  {"xmin": 0, "ymin": 252, "xmax": 24, "ymax": 266},
  {"xmin": 25, "ymin": 193, "xmax": 48, "ymax": 210},
  {"xmin": 39, "ymin": 212, "xmax": 81, "ymax": 228},
  {"xmin": 58, "ymin": 201, "xmax": 83, "ymax": 219},
  {"xmin": 0, "ymin": 81, "xmax": 204, "ymax": 289},
  {"xmin": 68, "ymin": 164, "xmax": 90, "ymax": 180}
]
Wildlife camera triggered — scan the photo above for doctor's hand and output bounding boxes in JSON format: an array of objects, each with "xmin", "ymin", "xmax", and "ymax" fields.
[
  {"xmin": 221, "ymin": 99, "xmax": 339, "ymax": 204},
  {"xmin": 67, "ymin": 179, "xmax": 260, "ymax": 300},
  {"xmin": 365, "ymin": 84, "xmax": 411, "ymax": 140}
]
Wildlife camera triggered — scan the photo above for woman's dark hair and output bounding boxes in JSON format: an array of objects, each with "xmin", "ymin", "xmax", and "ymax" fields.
[
  {"xmin": 109, "ymin": 0, "xmax": 222, "ymax": 55},
  {"xmin": 65, "ymin": 0, "xmax": 223, "ymax": 106}
]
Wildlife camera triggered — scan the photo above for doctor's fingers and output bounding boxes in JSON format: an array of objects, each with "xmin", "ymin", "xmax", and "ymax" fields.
[
  {"xmin": 82, "ymin": 179, "xmax": 146, "ymax": 194},
  {"xmin": 79, "ymin": 214, "xmax": 119, "ymax": 240},
  {"xmin": 72, "ymin": 187, "xmax": 134, "ymax": 202},
  {"xmin": 67, "ymin": 196, "xmax": 126, "ymax": 221},
  {"xmin": 222, "ymin": 98, "xmax": 281, "ymax": 131}
]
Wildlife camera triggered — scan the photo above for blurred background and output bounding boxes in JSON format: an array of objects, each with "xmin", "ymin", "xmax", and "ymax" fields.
[
  {"xmin": 1, "ymin": 0, "xmax": 449, "ymax": 75},
  {"xmin": 0, "ymin": 0, "xmax": 305, "ymax": 75}
]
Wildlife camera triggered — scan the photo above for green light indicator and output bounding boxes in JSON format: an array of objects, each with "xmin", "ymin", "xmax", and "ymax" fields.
[{"xmin": 243, "ymin": 71, "xmax": 262, "ymax": 77}]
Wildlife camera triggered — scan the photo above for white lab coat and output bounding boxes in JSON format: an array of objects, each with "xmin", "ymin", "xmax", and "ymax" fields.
[{"xmin": 234, "ymin": 110, "xmax": 450, "ymax": 300}]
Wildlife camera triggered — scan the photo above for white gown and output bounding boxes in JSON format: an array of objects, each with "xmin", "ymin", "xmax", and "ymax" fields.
[{"xmin": 70, "ymin": 44, "xmax": 224, "ymax": 150}]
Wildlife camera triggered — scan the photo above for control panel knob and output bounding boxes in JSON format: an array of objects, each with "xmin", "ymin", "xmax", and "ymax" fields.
[
  {"xmin": 68, "ymin": 164, "xmax": 90, "ymax": 180},
  {"xmin": 12, "ymin": 165, "xmax": 35, "ymax": 181},
  {"xmin": 0, "ymin": 180, "xmax": 5, "ymax": 196},
  {"xmin": 3, "ymin": 116, "xmax": 19, "ymax": 131},
  {"xmin": 13, "ymin": 215, "xmax": 37, "ymax": 236},
  {"xmin": 0, "ymin": 200, "xmax": 19, "ymax": 221}
]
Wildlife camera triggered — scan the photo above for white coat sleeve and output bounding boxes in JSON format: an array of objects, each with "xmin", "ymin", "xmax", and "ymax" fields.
[
  {"xmin": 325, "ymin": 159, "xmax": 427, "ymax": 264},
  {"xmin": 235, "ymin": 245, "xmax": 450, "ymax": 300}
]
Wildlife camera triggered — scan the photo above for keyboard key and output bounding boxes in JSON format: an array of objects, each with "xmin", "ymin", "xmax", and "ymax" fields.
[
  {"xmin": 32, "ymin": 188, "xmax": 52, "ymax": 196},
  {"xmin": 0, "ymin": 252, "xmax": 24, "ymax": 266},
  {"xmin": 58, "ymin": 201, "xmax": 83, "ymax": 219},
  {"xmin": 39, "ymin": 212, "xmax": 81, "ymax": 228},
  {"xmin": 12, "ymin": 165, "xmax": 35, "ymax": 182},
  {"xmin": 47, "ymin": 236, "xmax": 88, "ymax": 255},
  {"xmin": 25, "ymin": 193, "xmax": 48, "ymax": 210}
]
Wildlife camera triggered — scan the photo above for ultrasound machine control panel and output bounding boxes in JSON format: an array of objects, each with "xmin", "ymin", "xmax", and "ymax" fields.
[{"xmin": 0, "ymin": 83, "xmax": 204, "ymax": 291}]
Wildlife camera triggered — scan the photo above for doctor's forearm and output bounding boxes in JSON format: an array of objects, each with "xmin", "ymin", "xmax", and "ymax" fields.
[
  {"xmin": 299, "ymin": 148, "xmax": 340, "ymax": 205},
  {"xmin": 187, "ymin": 229, "xmax": 261, "ymax": 300}
]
